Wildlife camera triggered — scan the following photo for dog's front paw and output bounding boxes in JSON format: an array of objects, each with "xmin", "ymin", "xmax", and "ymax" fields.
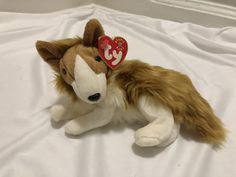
[
  {"xmin": 65, "ymin": 120, "xmax": 82, "ymax": 135},
  {"xmin": 50, "ymin": 105, "xmax": 66, "ymax": 122}
]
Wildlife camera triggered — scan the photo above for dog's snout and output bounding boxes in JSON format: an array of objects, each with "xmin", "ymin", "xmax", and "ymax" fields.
[{"xmin": 88, "ymin": 93, "xmax": 101, "ymax": 102}]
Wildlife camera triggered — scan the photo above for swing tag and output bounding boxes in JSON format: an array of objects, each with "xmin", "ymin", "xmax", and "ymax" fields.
[{"xmin": 98, "ymin": 35, "xmax": 128, "ymax": 69}]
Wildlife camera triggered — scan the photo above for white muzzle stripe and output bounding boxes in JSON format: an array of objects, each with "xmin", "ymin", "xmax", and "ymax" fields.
[{"xmin": 71, "ymin": 55, "xmax": 107, "ymax": 104}]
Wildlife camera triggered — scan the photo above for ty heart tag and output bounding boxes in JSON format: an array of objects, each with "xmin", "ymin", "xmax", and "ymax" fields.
[{"xmin": 98, "ymin": 35, "xmax": 128, "ymax": 70}]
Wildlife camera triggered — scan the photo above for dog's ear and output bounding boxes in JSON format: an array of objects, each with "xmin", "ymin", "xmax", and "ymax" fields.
[
  {"xmin": 83, "ymin": 19, "xmax": 104, "ymax": 48},
  {"xmin": 36, "ymin": 38, "xmax": 81, "ymax": 72}
]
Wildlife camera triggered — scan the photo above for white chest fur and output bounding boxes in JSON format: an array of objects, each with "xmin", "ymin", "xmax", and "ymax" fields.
[{"xmin": 102, "ymin": 83, "xmax": 146, "ymax": 124}]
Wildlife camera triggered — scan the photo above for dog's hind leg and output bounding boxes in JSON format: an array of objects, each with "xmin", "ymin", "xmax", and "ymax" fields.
[{"xmin": 135, "ymin": 96, "xmax": 179, "ymax": 147}]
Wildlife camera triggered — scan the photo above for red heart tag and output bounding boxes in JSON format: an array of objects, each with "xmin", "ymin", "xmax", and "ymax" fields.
[{"xmin": 98, "ymin": 35, "xmax": 128, "ymax": 70}]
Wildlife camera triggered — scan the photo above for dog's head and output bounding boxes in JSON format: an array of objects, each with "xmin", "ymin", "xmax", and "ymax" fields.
[{"xmin": 36, "ymin": 19, "xmax": 108, "ymax": 104}]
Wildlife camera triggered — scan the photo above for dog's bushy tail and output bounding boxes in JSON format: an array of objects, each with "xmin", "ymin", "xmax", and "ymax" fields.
[{"xmin": 174, "ymin": 89, "xmax": 226, "ymax": 145}]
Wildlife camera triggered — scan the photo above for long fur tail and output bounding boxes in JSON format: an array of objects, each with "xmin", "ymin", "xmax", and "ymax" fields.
[{"xmin": 176, "ymin": 90, "xmax": 226, "ymax": 145}]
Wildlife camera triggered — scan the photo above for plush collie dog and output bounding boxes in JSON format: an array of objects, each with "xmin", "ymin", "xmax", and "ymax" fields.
[{"xmin": 36, "ymin": 19, "xmax": 226, "ymax": 147}]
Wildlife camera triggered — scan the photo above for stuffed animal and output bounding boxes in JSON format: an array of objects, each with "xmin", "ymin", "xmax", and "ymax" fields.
[{"xmin": 36, "ymin": 19, "xmax": 226, "ymax": 147}]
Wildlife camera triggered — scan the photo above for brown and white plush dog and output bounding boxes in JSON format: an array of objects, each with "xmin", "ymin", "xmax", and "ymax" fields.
[{"xmin": 36, "ymin": 19, "xmax": 226, "ymax": 147}]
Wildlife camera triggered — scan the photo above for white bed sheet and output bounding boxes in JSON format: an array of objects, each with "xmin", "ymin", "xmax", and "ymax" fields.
[{"xmin": 0, "ymin": 4, "xmax": 236, "ymax": 177}]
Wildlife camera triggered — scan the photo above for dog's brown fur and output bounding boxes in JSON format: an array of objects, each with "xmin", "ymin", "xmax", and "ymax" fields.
[
  {"xmin": 36, "ymin": 19, "xmax": 226, "ymax": 145},
  {"xmin": 83, "ymin": 19, "xmax": 105, "ymax": 47},
  {"xmin": 36, "ymin": 38, "xmax": 83, "ymax": 73}
]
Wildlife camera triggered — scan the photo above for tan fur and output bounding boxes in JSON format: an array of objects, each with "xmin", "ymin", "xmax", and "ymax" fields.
[
  {"xmin": 111, "ymin": 60, "xmax": 226, "ymax": 145},
  {"xmin": 59, "ymin": 47, "xmax": 77, "ymax": 84}
]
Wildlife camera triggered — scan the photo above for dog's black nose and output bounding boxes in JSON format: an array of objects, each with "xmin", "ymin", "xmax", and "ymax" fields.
[{"xmin": 88, "ymin": 93, "xmax": 101, "ymax": 102}]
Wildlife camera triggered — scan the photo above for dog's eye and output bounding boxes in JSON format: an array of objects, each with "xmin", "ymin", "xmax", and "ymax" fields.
[
  {"xmin": 62, "ymin": 68, "xmax": 67, "ymax": 75},
  {"xmin": 95, "ymin": 56, "xmax": 102, "ymax": 62}
]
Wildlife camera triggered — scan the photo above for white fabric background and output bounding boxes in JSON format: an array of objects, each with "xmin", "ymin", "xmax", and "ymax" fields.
[{"xmin": 0, "ymin": 4, "xmax": 236, "ymax": 177}]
